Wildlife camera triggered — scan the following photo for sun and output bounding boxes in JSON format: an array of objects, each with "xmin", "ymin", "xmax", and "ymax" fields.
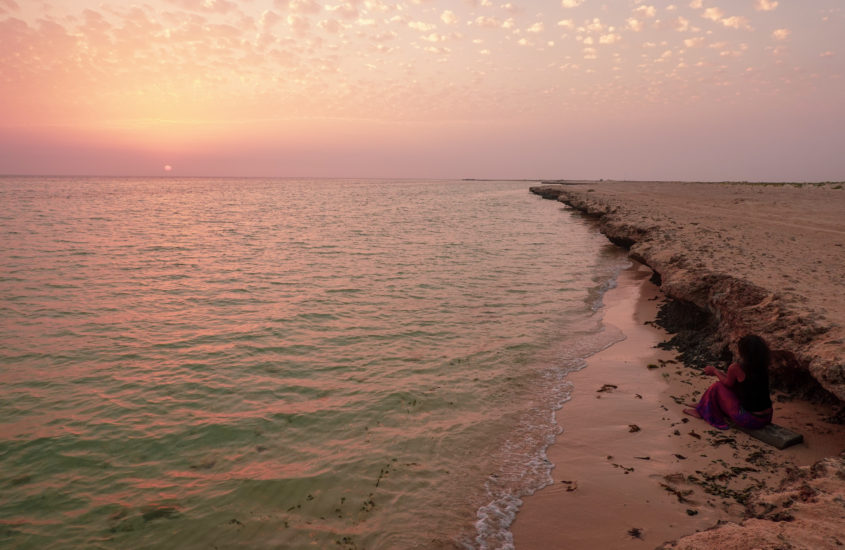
[{"xmin": 163, "ymin": 164, "xmax": 173, "ymax": 172}]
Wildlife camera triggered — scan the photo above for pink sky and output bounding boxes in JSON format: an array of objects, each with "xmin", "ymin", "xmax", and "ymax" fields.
[{"xmin": 1, "ymin": 0, "xmax": 843, "ymax": 180}]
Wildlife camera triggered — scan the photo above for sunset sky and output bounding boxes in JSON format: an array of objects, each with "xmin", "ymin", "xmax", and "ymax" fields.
[{"xmin": 1, "ymin": 0, "xmax": 843, "ymax": 180}]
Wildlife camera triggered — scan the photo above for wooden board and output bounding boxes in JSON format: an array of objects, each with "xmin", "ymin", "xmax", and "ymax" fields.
[{"xmin": 735, "ymin": 423, "xmax": 804, "ymax": 450}]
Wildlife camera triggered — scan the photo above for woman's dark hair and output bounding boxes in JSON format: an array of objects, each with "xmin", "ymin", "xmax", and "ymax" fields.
[{"xmin": 737, "ymin": 334, "xmax": 771, "ymax": 375}]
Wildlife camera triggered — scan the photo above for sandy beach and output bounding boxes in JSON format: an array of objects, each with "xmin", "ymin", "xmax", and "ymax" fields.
[{"xmin": 514, "ymin": 182, "xmax": 845, "ymax": 549}]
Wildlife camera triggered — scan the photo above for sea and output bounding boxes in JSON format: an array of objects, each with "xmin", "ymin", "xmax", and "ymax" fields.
[{"xmin": 0, "ymin": 177, "xmax": 630, "ymax": 549}]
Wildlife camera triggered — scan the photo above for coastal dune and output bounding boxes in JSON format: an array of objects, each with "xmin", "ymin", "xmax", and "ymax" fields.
[{"xmin": 516, "ymin": 181, "xmax": 845, "ymax": 549}]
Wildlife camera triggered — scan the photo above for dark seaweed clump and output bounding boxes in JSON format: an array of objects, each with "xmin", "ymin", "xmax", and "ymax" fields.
[{"xmin": 655, "ymin": 298, "xmax": 727, "ymax": 369}]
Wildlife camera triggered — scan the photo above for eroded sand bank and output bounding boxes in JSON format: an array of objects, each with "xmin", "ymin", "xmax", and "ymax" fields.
[{"xmin": 532, "ymin": 181, "xmax": 845, "ymax": 402}]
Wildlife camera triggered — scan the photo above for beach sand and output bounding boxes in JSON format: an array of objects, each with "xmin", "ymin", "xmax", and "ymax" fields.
[
  {"xmin": 511, "ymin": 257, "xmax": 845, "ymax": 549},
  {"xmin": 514, "ymin": 181, "xmax": 845, "ymax": 549}
]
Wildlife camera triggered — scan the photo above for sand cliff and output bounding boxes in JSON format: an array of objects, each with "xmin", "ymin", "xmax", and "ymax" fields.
[{"xmin": 530, "ymin": 181, "xmax": 845, "ymax": 405}]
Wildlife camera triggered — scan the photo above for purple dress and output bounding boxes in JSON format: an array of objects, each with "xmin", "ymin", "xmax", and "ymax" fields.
[{"xmin": 695, "ymin": 364, "xmax": 772, "ymax": 430}]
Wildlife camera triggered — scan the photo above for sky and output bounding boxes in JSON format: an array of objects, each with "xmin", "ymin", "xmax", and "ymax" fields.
[{"xmin": 1, "ymin": 0, "xmax": 843, "ymax": 180}]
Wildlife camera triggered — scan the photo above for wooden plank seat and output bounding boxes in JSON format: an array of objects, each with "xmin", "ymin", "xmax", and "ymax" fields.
[{"xmin": 734, "ymin": 423, "xmax": 804, "ymax": 450}]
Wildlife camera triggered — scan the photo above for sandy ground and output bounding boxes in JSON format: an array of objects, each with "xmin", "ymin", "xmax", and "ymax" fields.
[
  {"xmin": 511, "ymin": 261, "xmax": 845, "ymax": 549},
  {"xmin": 567, "ymin": 182, "xmax": 845, "ymax": 326}
]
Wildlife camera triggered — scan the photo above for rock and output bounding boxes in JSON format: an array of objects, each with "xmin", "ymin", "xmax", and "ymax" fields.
[
  {"xmin": 529, "ymin": 185, "xmax": 567, "ymax": 200},
  {"xmin": 665, "ymin": 455, "xmax": 845, "ymax": 550}
]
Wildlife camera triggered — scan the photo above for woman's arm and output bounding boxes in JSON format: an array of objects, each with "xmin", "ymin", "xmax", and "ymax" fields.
[{"xmin": 703, "ymin": 363, "xmax": 744, "ymax": 387}]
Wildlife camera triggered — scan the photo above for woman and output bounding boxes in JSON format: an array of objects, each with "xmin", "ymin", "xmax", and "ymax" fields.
[{"xmin": 683, "ymin": 334, "xmax": 773, "ymax": 430}]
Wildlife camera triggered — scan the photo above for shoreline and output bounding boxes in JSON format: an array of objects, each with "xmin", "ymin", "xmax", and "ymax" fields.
[
  {"xmin": 512, "ymin": 261, "xmax": 845, "ymax": 548},
  {"xmin": 512, "ymin": 182, "xmax": 845, "ymax": 548}
]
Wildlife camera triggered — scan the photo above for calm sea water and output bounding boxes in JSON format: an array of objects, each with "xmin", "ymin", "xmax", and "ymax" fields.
[{"xmin": 0, "ymin": 177, "xmax": 628, "ymax": 549}]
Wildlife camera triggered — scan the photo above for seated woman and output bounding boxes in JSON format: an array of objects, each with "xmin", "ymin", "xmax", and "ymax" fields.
[{"xmin": 683, "ymin": 334, "xmax": 773, "ymax": 430}]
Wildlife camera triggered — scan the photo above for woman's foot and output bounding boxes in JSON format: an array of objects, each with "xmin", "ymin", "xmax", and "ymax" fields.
[{"xmin": 682, "ymin": 408, "xmax": 702, "ymax": 419}]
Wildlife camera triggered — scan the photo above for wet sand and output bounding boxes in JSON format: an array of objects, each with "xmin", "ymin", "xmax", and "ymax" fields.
[{"xmin": 511, "ymin": 261, "xmax": 845, "ymax": 549}]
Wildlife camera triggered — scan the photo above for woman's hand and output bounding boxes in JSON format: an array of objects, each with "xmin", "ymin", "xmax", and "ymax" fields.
[{"xmin": 703, "ymin": 365, "xmax": 718, "ymax": 376}]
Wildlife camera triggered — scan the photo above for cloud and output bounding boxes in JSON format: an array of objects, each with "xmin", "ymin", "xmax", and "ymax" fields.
[
  {"xmin": 326, "ymin": 3, "xmax": 358, "ymax": 19},
  {"xmin": 421, "ymin": 32, "xmax": 445, "ymax": 42},
  {"xmin": 165, "ymin": 0, "xmax": 239, "ymax": 14},
  {"xmin": 409, "ymin": 21, "xmax": 436, "ymax": 32},
  {"xmin": 689, "ymin": 0, "xmax": 702, "ymax": 9},
  {"xmin": 260, "ymin": 10, "xmax": 282, "ymax": 30},
  {"xmin": 5, "ymin": 0, "xmax": 837, "ymax": 152},
  {"xmin": 287, "ymin": 14, "xmax": 310, "ymax": 34},
  {"xmin": 290, "ymin": 0, "xmax": 321, "ymax": 14},
  {"xmin": 721, "ymin": 16, "xmax": 751, "ymax": 30},
  {"xmin": 672, "ymin": 16, "xmax": 690, "ymax": 31},
  {"xmin": 0, "ymin": 0, "xmax": 19, "ymax": 12},
  {"xmin": 771, "ymin": 28, "xmax": 790, "ymax": 41},
  {"xmin": 701, "ymin": 7, "xmax": 751, "ymax": 30},
  {"xmin": 585, "ymin": 17, "xmax": 604, "ymax": 32},
  {"xmin": 561, "ymin": 0, "xmax": 584, "ymax": 8},
  {"xmin": 634, "ymin": 5, "xmax": 657, "ymax": 18},
  {"xmin": 627, "ymin": 18, "xmax": 643, "ymax": 32},
  {"xmin": 598, "ymin": 33, "xmax": 621, "ymax": 44},
  {"xmin": 754, "ymin": 0, "xmax": 778, "ymax": 11},
  {"xmin": 702, "ymin": 7, "xmax": 724, "ymax": 22},
  {"xmin": 474, "ymin": 16, "xmax": 500, "ymax": 28},
  {"xmin": 318, "ymin": 18, "xmax": 342, "ymax": 33},
  {"xmin": 423, "ymin": 45, "xmax": 450, "ymax": 55}
]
